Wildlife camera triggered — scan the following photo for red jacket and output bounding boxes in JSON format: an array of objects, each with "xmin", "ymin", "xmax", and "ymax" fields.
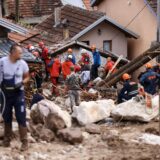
[
  {"xmin": 41, "ymin": 47, "xmax": 50, "ymax": 62},
  {"xmin": 62, "ymin": 60, "xmax": 74, "ymax": 78},
  {"xmin": 105, "ymin": 61, "xmax": 114, "ymax": 72},
  {"xmin": 50, "ymin": 58, "xmax": 61, "ymax": 78},
  {"xmin": 81, "ymin": 53, "xmax": 90, "ymax": 65}
]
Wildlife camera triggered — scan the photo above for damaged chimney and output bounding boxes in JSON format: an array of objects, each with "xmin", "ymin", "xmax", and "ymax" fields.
[
  {"xmin": 54, "ymin": 7, "xmax": 61, "ymax": 27},
  {"xmin": 63, "ymin": 27, "xmax": 69, "ymax": 39}
]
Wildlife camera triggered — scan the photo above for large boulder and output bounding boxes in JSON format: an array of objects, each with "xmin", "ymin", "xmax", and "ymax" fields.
[
  {"xmin": 30, "ymin": 99, "xmax": 72, "ymax": 128},
  {"xmin": 58, "ymin": 128, "xmax": 83, "ymax": 144},
  {"xmin": 72, "ymin": 99, "xmax": 115, "ymax": 125},
  {"xmin": 112, "ymin": 95, "xmax": 159, "ymax": 122}
]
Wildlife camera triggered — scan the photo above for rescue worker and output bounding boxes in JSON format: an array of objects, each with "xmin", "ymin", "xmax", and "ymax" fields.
[
  {"xmin": 80, "ymin": 63, "xmax": 90, "ymax": 89},
  {"xmin": 140, "ymin": 63, "xmax": 160, "ymax": 95},
  {"xmin": 65, "ymin": 66, "xmax": 80, "ymax": 113},
  {"xmin": 39, "ymin": 41, "xmax": 50, "ymax": 81},
  {"xmin": 48, "ymin": 56, "xmax": 61, "ymax": 95},
  {"xmin": 67, "ymin": 48, "xmax": 76, "ymax": 65},
  {"xmin": 62, "ymin": 55, "xmax": 74, "ymax": 80},
  {"xmin": 0, "ymin": 44, "xmax": 30, "ymax": 151},
  {"xmin": 105, "ymin": 57, "xmax": 115, "ymax": 75},
  {"xmin": 80, "ymin": 49, "xmax": 90, "ymax": 65},
  {"xmin": 90, "ymin": 45, "xmax": 101, "ymax": 80},
  {"xmin": 118, "ymin": 73, "xmax": 138, "ymax": 103}
]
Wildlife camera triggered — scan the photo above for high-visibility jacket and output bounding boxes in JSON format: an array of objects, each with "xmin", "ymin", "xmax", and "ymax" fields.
[
  {"xmin": 62, "ymin": 60, "xmax": 74, "ymax": 79},
  {"xmin": 50, "ymin": 58, "xmax": 61, "ymax": 78}
]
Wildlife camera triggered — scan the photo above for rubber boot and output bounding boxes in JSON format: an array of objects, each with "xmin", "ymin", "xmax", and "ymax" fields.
[
  {"xmin": 19, "ymin": 125, "xmax": 28, "ymax": 151},
  {"xmin": 3, "ymin": 123, "xmax": 12, "ymax": 147}
]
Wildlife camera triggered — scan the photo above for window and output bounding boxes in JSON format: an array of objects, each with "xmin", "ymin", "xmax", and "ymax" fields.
[
  {"xmin": 103, "ymin": 40, "xmax": 112, "ymax": 52},
  {"xmin": 82, "ymin": 41, "xmax": 90, "ymax": 46}
]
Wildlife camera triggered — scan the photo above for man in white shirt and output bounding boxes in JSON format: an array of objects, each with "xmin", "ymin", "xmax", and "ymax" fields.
[{"xmin": 0, "ymin": 44, "xmax": 30, "ymax": 151}]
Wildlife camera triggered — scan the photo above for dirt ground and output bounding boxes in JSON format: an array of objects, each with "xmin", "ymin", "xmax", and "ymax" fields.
[{"xmin": 0, "ymin": 120, "xmax": 160, "ymax": 160}]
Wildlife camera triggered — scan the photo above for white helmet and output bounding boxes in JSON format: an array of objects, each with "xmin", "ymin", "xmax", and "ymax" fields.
[
  {"xmin": 81, "ymin": 49, "xmax": 87, "ymax": 54},
  {"xmin": 68, "ymin": 54, "xmax": 73, "ymax": 59}
]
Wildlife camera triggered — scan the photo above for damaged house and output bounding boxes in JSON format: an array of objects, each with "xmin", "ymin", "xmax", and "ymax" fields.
[{"xmin": 14, "ymin": 5, "xmax": 138, "ymax": 65}]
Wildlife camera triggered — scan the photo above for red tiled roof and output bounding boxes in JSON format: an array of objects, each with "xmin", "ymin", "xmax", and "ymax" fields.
[
  {"xmin": 6, "ymin": 0, "xmax": 62, "ymax": 18},
  {"xmin": 8, "ymin": 30, "xmax": 39, "ymax": 44},
  {"xmin": 21, "ymin": 5, "xmax": 104, "ymax": 46}
]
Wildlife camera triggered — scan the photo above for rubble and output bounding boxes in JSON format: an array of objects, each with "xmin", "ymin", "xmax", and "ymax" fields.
[
  {"xmin": 46, "ymin": 113, "xmax": 66, "ymax": 132},
  {"xmin": 72, "ymin": 99, "xmax": 115, "ymax": 125},
  {"xmin": 57, "ymin": 128, "xmax": 83, "ymax": 144},
  {"xmin": 85, "ymin": 124, "xmax": 101, "ymax": 134},
  {"xmin": 112, "ymin": 95, "xmax": 159, "ymax": 122},
  {"xmin": 30, "ymin": 99, "xmax": 72, "ymax": 128}
]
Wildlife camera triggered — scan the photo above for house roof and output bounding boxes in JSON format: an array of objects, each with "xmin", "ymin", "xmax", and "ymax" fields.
[
  {"xmin": 6, "ymin": 0, "xmax": 62, "ymax": 18},
  {"xmin": 52, "ymin": 40, "xmax": 129, "ymax": 64},
  {"xmin": 71, "ymin": 16, "xmax": 139, "ymax": 40},
  {"xmin": 0, "ymin": 18, "xmax": 29, "ymax": 35},
  {"xmin": 0, "ymin": 39, "xmax": 40, "ymax": 62},
  {"xmin": 8, "ymin": 30, "xmax": 39, "ymax": 43},
  {"xmin": 20, "ymin": 5, "xmax": 105, "ymax": 46},
  {"xmin": 90, "ymin": 0, "xmax": 104, "ymax": 7}
]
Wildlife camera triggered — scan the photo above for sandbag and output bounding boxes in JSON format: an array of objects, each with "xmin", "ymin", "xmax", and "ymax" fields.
[
  {"xmin": 111, "ymin": 95, "xmax": 159, "ymax": 122},
  {"xmin": 72, "ymin": 99, "xmax": 115, "ymax": 125},
  {"xmin": 31, "ymin": 99, "xmax": 72, "ymax": 128}
]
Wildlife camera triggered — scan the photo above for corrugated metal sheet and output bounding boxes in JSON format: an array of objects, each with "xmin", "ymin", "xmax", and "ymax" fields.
[
  {"xmin": 0, "ymin": 39, "xmax": 39, "ymax": 62},
  {"xmin": 61, "ymin": 0, "xmax": 86, "ymax": 8},
  {"xmin": 0, "ymin": 18, "xmax": 29, "ymax": 35}
]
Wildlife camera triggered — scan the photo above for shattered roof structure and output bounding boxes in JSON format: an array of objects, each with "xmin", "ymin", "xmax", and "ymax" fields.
[
  {"xmin": 0, "ymin": 18, "xmax": 29, "ymax": 35},
  {"xmin": 0, "ymin": 39, "xmax": 39, "ymax": 62}
]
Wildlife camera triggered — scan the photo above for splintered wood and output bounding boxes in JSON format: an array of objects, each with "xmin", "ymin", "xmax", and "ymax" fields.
[{"xmin": 80, "ymin": 91, "xmax": 99, "ymax": 101}]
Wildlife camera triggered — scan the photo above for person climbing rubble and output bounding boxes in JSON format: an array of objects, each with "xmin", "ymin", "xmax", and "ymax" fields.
[
  {"xmin": 48, "ymin": 56, "xmax": 61, "ymax": 96},
  {"xmin": 90, "ymin": 45, "xmax": 101, "ymax": 80},
  {"xmin": 140, "ymin": 63, "xmax": 160, "ymax": 95},
  {"xmin": 118, "ymin": 73, "xmax": 138, "ymax": 104},
  {"xmin": 39, "ymin": 41, "xmax": 51, "ymax": 81},
  {"xmin": 0, "ymin": 44, "xmax": 30, "ymax": 151},
  {"xmin": 62, "ymin": 55, "xmax": 74, "ymax": 80},
  {"xmin": 65, "ymin": 66, "xmax": 80, "ymax": 113}
]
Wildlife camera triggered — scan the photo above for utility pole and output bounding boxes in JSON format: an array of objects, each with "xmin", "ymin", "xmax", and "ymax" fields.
[
  {"xmin": 157, "ymin": 0, "xmax": 160, "ymax": 135},
  {"xmin": 15, "ymin": 0, "xmax": 19, "ymax": 22}
]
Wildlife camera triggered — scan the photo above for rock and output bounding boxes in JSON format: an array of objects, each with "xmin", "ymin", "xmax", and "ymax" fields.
[
  {"xmin": 85, "ymin": 124, "xmax": 101, "ymax": 134},
  {"xmin": 112, "ymin": 95, "xmax": 159, "ymax": 122},
  {"xmin": 72, "ymin": 99, "xmax": 115, "ymax": 125},
  {"xmin": 58, "ymin": 128, "xmax": 83, "ymax": 144},
  {"xmin": 39, "ymin": 128, "xmax": 55, "ymax": 142},
  {"xmin": 30, "ymin": 99, "xmax": 72, "ymax": 127},
  {"xmin": 82, "ymin": 132, "xmax": 90, "ymax": 140},
  {"xmin": 28, "ymin": 134, "xmax": 36, "ymax": 143},
  {"xmin": 46, "ymin": 113, "xmax": 66, "ymax": 132}
]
